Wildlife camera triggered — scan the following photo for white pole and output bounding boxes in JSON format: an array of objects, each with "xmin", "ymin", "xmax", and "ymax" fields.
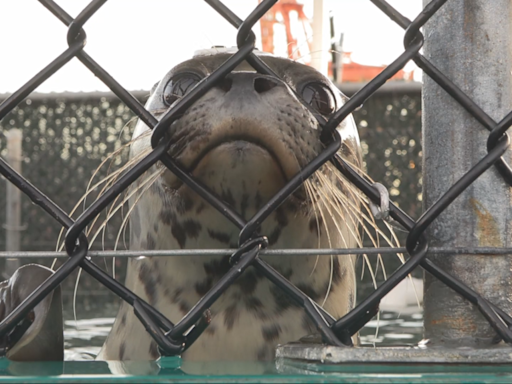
[
  {"xmin": 310, "ymin": 0, "xmax": 329, "ymax": 75},
  {"xmin": 4, "ymin": 128, "xmax": 23, "ymax": 278}
]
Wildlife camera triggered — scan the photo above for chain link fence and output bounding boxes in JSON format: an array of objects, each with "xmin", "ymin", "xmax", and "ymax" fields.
[
  {"xmin": 0, "ymin": 88, "xmax": 422, "ymax": 295},
  {"xmin": 1, "ymin": 0, "xmax": 511, "ymax": 357}
]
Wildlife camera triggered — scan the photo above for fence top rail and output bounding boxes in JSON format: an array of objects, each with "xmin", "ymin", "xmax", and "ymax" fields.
[{"xmin": 0, "ymin": 246, "xmax": 510, "ymax": 258}]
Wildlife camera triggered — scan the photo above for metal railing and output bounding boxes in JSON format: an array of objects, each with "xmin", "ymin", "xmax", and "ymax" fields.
[{"xmin": 1, "ymin": 0, "xmax": 512, "ymax": 356}]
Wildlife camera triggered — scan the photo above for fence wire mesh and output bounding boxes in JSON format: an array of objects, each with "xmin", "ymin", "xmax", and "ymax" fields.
[{"xmin": 1, "ymin": 0, "xmax": 512, "ymax": 357}]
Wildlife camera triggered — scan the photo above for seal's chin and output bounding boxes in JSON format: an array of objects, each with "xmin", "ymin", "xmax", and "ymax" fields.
[
  {"xmin": 190, "ymin": 140, "xmax": 287, "ymax": 195},
  {"xmin": 162, "ymin": 140, "xmax": 306, "ymax": 205}
]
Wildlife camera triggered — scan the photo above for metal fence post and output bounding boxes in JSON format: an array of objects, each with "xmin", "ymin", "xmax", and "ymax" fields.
[
  {"xmin": 422, "ymin": 0, "xmax": 512, "ymax": 346},
  {"xmin": 3, "ymin": 128, "xmax": 22, "ymax": 279}
]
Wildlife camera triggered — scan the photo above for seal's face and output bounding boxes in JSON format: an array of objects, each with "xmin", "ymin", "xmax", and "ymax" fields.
[
  {"xmin": 131, "ymin": 53, "xmax": 360, "ymax": 207},
  {"xmin": 98, "ymin": 51, "xmax": 362, "ymax": 362}
]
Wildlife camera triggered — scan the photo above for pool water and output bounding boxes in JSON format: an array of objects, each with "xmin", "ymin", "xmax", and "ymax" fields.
[
  {"xmin": 63, "ymin": 296, "xmax": 424, "ymax": 360},
  {"xmin": 17, "ymin": 291, "xmax": 512, "ymax": 383}
]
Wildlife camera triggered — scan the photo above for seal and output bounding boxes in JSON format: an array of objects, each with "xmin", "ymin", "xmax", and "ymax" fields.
[
  {"xmin": 96, "ymin": 48, "xmax": 364, "ymax": 362},
  {"xmin": 0, "ymin": 264, "xmax": 63, "ymax": 361}
]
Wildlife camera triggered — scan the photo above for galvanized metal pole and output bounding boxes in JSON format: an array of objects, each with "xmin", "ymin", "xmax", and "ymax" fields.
[
  {"xmin": 3, "ymin": 129, "xmax": 22, "ymax": 279},
  {"xmin": 422, "ymin": 0, "xmax": 512, "ymax": 346}
]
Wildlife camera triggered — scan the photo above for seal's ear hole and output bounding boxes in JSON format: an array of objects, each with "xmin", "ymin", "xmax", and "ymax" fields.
[
  {"xmin": 300, "ymin": 82, "xmax": 336, "ymax": 116},
  {"xmin": 163, "ymin": 72, "xmax": 202, "ymax": 106},
  {"xmin": 254, "ymin": 77, "xmax": 278, "ymax": 94}
]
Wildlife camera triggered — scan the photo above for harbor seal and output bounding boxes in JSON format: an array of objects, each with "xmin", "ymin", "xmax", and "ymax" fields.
[
  {"xmin": 0, "ymin": 48, "xmax": 366, "ymax": 363},
  {"xmin": 0, "ymin": 264, "xmax": 63, "ymax": 361},
  {"xmin": 97, "ymin": 48, "xmax": 363, "ymax": 362}
]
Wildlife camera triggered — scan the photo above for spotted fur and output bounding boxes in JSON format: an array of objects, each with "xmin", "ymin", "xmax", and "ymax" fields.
[{"xmin": 96, "ymin": 51, "xmax": 363, "ymax": 362}]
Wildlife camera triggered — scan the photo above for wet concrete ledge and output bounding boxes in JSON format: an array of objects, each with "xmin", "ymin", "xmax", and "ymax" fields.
[{"xmin": 276, "ymin": 343, "xmax": 512, "ymax": 364}]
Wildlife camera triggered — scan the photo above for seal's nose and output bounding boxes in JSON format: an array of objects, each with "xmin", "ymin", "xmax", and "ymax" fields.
[
  {"xmin": 217, "ymin": 77, "xmax": 232, "ymax": 92},
  {"xmin": 253, "ymin": 77, "xmax": 278, "ymax": 93},
  {"xmin": 217, "ymin": 73, "xmax": 282, "ymax": 97}
]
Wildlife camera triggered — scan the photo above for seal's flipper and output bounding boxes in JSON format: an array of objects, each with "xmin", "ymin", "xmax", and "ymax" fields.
[{"xmin": 0, "ymin": 264, "xmax": 63, "ymax": 361}]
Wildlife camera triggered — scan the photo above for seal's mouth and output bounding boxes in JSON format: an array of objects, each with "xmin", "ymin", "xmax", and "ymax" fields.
[
  {"xmin": 188, "ymin": 136, "xmax": 288, "ymax": 181},
  {"xmin": 163, "ymin": 136, "xmax": 307, "ymax": 204}
]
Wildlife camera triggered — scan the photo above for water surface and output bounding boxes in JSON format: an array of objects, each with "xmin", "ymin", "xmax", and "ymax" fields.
[{"xmin": 63, "ymin": 294, "xmax": 423, "ymax": 361}]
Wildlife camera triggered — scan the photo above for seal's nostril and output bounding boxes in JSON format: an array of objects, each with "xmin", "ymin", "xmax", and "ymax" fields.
[
  {"xmin": 254, "ymin": 77, "xmax": 278, "ymax": 94},
  {"xmin": 217, "ymin": 77, "xmax": 232, "ymax": 92}
]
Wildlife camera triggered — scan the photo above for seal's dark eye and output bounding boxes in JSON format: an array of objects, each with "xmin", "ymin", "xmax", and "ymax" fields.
[
  {"xmin": 163, "ymin": 72, "xmax": 202, "ymax": 106},
  {"xmin": 301, "ymin": 82, "xmax": 336, "ymax": 116}
]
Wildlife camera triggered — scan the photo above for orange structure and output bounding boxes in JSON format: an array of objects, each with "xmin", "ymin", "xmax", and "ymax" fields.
[
  {"xmin": 333, "ymin": 52, "xmax": 412, "ymax": 83},
  {"xmin": 259, "ymin": 0, "xmax": 414, "ymax": 82},
  {"xmin": 259, "ymin": 0, "xmax": 312, "ymax": 61}
]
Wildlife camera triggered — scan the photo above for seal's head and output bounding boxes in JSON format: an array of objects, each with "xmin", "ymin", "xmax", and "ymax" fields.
[{"xmin": 130, "ymin": 48, "xmax": 361, "ymax": 215}]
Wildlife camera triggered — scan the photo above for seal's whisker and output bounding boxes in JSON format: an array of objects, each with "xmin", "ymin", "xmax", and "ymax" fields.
[
  {"xmin": 342, "ymin": 173, "xmax": 388, "ymax": 279},
  {"xmin": 50, "ymin": 257, "xmax": 58, "ymax": 271},
  {"xmin": 311, "ymin": 176, "xmax": 349, "ymax": 306},
  {"xmin": 71, "ymin": 195, "xmax": 126, "ymax": 321},
  {"xmin": 331, "ymin": 188, "xmax": 390, "ymax": 282},
  {"xmin": 76, "ymin": 168, "xmax": 161, "ymax": 298},
  {"xmin": 305, "ymin": 178, "xmax": 335, "ymax": 279},
  {"xmin": 113, "ymin": 170, "xmax": 164, "ymax": 253},
  {"xmin": 77, "ymin": 147, "xmax": 153, "ymax": 242},
  {"xmin": 114, "ymin": 195, "xmax": 134, "ymax": 280},
  {"xmin": 104, "ymin": 144, "xmax": 155, "ymax": 276},
  {"xmin": 288, "ymin": 35, "xmax": 311, "ymax": 60},
  {"xmin": 314, "ymin": 170, "xmax": 363, "ymax": 249},
  {"xmin": 83, "ymin": 130, "xmax": 151, "ymax": 214},
  {"xmin": 68, "ymin": 144, "xmax": 155, "ymax": 317},
  {"xmin": 306, "ymin": 171, "xmax": 363, "ymax": 306},
  {"xmin": 85, "ymin": 125, "xmax": 146, "ymax": 210},
  {"xmin": 55, "ymin": 143, "xmax": 152, "ymax": 253},
  {"xmin": 290, "ymin": 149, "xmax": 303, "ymax": 183},
  {"xmin": 72, "ymin": 267, "xmax": 83, "ymax": 325},
  {"xmin": 99, "ymin": 192, "xmax": 125, "ymax": 279},
  {"xmin": 88, "ymin": 169, "xmax": 163, "ymax": 248},
  {"xmin": 293, "ymin": 48, "xmax": 342, "ymax": 65},
  {"xmin": 383, "ymin": 220, "xmax": 403, "ymax": 256},
  {"xmin": 308, "ymin": 169, "xmax": 362, "ymax": 294},
  {"xmin": 314, "ymin": 172, "xmax": 378, "ymax": 291},
  {"xmin": 326, "ymin": 163, "xmax": 396, "ymax": 278},
  {"xmin": 70, "ymin": 129, "xmax": 147, "ymax": 322},
  {"xmin": 325, "ymin": 164, "xmax": 416, "ymax": 306},
  {"xmin": 315, "ymin": 173, "xmax": 357, "ymax": 246},
  {"xmin": 304, "ymin": 180, "xmax": 322, "ymax": 276},
  {"xmin": 168, "ymin": 134, "xmax": 193, "ymax": 159},
  {"xmin": 342, "ymin": 192, "xmax": 387, "ymax": 280},
  {"xmin": 313, "ymin": 192, "xmax": 335, "ymax": 307},
  {"xmin": 317, "ymin": 167, "xmax": 398, "ymax": 287}
]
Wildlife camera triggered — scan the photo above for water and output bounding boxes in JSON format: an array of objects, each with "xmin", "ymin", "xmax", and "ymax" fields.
[
  {"xmin": 359, "ymin": 310, "xmax": 423, "ymax": 346},
  {"xmin": 63, "ymin": 295, "xmax": 424, "ymax": 361},
  {"xmin": 64, "ymin": 317, "xmax": 113, "ymax": 360}
]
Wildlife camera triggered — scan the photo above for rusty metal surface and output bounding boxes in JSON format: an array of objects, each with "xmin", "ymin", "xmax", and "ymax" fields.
[{"xmin": 422, "ymin": 0, "xmax": 512, "ymax": 346}]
